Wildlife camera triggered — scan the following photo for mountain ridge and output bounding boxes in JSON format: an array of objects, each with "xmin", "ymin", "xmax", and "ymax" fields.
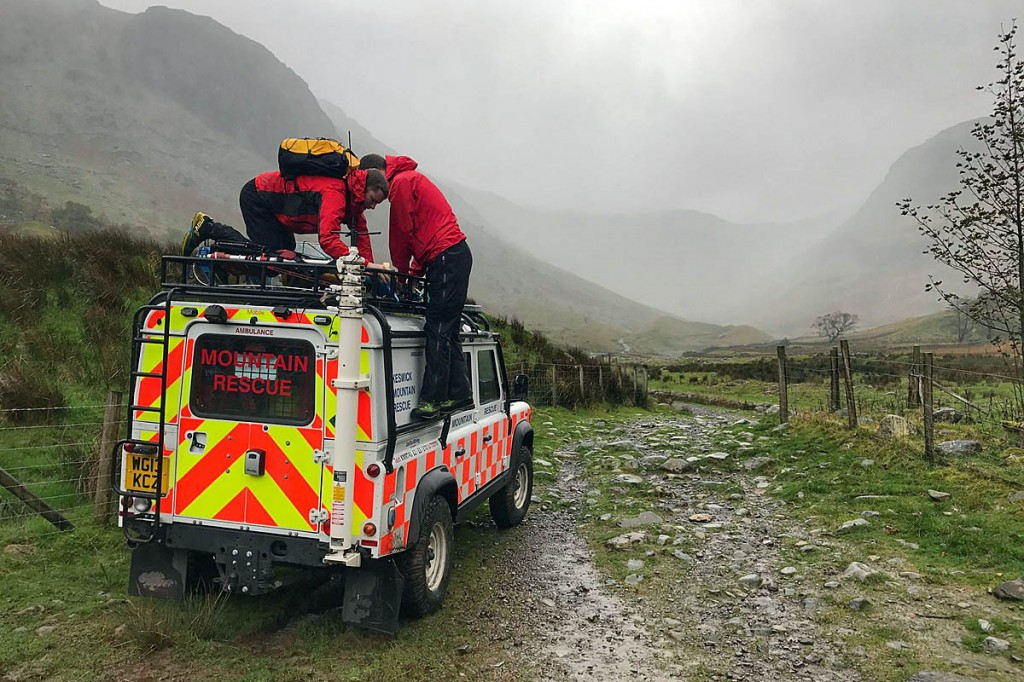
[{"xmin": 0, "ymin": 0, "xmax": 768, "ymax": 355}]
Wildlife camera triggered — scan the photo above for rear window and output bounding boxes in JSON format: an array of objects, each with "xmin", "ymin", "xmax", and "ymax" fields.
[{"xmin": 189, "ymin": 334, "xmax": 316, "ymax": 425}]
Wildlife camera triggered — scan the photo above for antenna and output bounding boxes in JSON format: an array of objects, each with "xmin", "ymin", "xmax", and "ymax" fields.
[{"xmin": 347, "ymin": 130, "xmax": 352, "ymax": 151}]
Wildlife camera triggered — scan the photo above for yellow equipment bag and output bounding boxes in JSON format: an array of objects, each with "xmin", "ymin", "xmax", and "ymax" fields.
[{"xmin": 278, "ymin": 138, "xmax": 359, "ymax": 180}]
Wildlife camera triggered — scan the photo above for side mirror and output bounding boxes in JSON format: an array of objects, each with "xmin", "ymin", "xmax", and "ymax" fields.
[{"xmin": 511, "ymin": 374, "xmax": 529, "ymax": 401}]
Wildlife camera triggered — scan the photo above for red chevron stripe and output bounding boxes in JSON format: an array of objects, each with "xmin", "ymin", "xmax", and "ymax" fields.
[
  {"xmin": 214, "ymin": 488, "xmax": 246, "ymax": 523},
  {"xmin": 145, "ymin": 310, "xmax": 165, "ymax": 330},
  {"xmin": 174, "ymin": 422, "xmax": 248, "ymax": 513},
  {"xmin": 245, "ymin": 490, "xmax": 276, "ymax": 527},
  {"xmin": 249, "ymin": 430, "xmax": 319, "ymax": 529},
  {"xmin": 134, "ymin": 340, "xmax": 185, "ymax": 416},
  {"xmin": 352, "ymin": 462, "xmax": 374, "ymax": 524}
]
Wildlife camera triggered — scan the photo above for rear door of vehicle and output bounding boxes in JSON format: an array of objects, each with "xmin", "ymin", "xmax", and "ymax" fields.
[{"xmin": 173, "ymin": 324, "xmax": 326, "ymax": 534}]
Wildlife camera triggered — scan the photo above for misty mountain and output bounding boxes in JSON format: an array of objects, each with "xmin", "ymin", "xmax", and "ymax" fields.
[
  {"xmin": 748, "ymin": 120, "xmax": 981, "ymax": 335},
  {"xmin": 447, "ymin": 183, "xmax": 848, "ymax": 329},
  {"xmin": 0, "ymin": 0, "xmax": 768, "ymax": 354},
  {"xmin": 450, "ymin": 117, "xmax": 984, "ymax": 337}
]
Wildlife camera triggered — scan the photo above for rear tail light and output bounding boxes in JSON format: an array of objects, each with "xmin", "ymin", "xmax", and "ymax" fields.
[
  {"xmin": 362, "ymin": 522, "xmax": 377, "ymax": 537},
  {"xmin": 366, "ymin": 463, "xmax": 381, "ymax": 478}
]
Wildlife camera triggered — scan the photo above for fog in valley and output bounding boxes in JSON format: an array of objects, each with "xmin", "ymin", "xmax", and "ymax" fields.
[
  {"xmin": 4, "ymin": 0, "xmax": 1022, "ymax": 347},
  {"xmin": 96, "ymin": 0, "xmax": 1011, "ymax": 220}
]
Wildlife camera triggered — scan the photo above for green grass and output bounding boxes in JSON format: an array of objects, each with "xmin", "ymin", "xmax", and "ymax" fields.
[
  {"xmin": 0, "ymin": 406, "xmax": 631, "ymax": 681},
  {"xmin": 715, "ymin": 412, "xmax": 1024, "ymax": 582},
  {"xmin": 0, "ymin": 514, "xmax": 537, "ymax": 681}
]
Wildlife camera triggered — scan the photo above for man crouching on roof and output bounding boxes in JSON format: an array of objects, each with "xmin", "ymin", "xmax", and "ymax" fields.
[
  {"xmin": 360, "ymin": 153, "xmax": 473, "ymax": 420},
  {"xmin": 181, "ymin": 167, "xmax": 389, "ymax": 266}
]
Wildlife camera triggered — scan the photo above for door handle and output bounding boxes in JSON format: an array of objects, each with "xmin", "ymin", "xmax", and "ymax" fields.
[
  {"xmin": 188, "ymin": 431, "xmax": 207, "ymax": 454},
  {"xmin": 483, "ymin": 435, "xmax": 493, "ymax": 443},
  {"xmin": 455, "ymin": 448, "xmax": 466, "ymax": 457}
]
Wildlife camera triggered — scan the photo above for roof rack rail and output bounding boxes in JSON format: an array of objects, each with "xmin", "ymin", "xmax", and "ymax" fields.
[{"xmin": 160, "ymin": 250, "xmax": 428, "ymax": 314}]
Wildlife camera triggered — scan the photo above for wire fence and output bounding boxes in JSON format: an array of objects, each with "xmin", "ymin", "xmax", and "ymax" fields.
[
  {"xmin": 660, "ymin": 343, "xmax": 1024, "ymax": 462},
  {"xmin": 511, "ymin": 361, "xmax": 649, "ymax": 409},
  {"xmin": 0, "ymin": 360, "xmax": 649, "ymax": 542},
  {"xmin": 0, "ymin": 397, "xmax": 126, "ymax": 543}
]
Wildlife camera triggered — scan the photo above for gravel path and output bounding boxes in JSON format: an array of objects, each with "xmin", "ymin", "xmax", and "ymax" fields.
[{"xmin": 506, "ymin": 405, "xmax": 863, "ymax": 681}]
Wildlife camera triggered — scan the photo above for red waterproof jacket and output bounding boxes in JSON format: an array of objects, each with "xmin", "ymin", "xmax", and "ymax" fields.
[
  {"xmin": 253, "ymin": 169, "xmax": 373, "ymax": 261},
  {"xmin": 383, "ymin": 156, "xmax": 465, "ymax": 275}
]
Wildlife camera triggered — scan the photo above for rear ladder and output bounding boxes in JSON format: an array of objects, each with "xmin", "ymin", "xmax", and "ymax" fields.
[{"xmin": 111, "ymin": 290, "xmax": 178, "ymax": 542}]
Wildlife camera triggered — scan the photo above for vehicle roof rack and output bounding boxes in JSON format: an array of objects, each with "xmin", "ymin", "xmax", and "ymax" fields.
[{"xmin": 160, "ymin": 252, "xmax": 429, "ymax": 315}]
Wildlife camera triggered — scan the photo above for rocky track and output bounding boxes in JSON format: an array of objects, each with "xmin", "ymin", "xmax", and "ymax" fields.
[{"xmin": 497, "ymin": 405, "xmax": 1018, "ymax": 682}]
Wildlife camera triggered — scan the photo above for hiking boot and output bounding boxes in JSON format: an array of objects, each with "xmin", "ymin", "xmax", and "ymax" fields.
[
  {"xmin": 181, "ymin": 212, "xmax": 212, "ymax": 255},
  {"xmin": 411, "ymin": 401, "xmax": 440, "ymax": 420}
]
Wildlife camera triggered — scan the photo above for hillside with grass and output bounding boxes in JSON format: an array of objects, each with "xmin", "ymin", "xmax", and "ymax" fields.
[{"xmin": 0, "ymin": 0, "xmax": 766, "ymax": 357}]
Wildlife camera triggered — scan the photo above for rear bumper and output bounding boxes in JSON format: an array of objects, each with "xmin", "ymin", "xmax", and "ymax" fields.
[
  {"xmin": 127, "ymin": 520, "xmax": 330, "ymax": 596},
  {"xmin": 161, "ymin": 523, "xmax": 329, "ymax": 568}
]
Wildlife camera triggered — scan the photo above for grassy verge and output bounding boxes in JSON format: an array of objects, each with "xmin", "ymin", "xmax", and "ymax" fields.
[
  {"xmin": 757, "ymin": 412, "xmax": 1024, "ymax": 677},
  {"xmin": 0, "ymin": 514, "xmax": 537, "ymax": 681},
  {"xmin": 0, "ymin": 406, "xmax": 629, "ymax": 682}
]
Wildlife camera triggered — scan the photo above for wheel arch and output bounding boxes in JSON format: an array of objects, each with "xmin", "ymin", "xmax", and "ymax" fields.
[
  {"xmin": 511, "ymin": 420, "xmax": 534, "ymax": 465},
  {"xmin": 407, "ymin": 467, "xmax": 458, "ymax": 544}
]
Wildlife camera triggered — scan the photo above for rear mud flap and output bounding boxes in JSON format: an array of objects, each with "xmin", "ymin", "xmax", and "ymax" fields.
[
  {"xmin": 342, "ymin": 559, "xmax": 405, "ymax": 635},
  {"xmin": 128, "ymin": 542, "xmax": 188, "ymax": 599}
]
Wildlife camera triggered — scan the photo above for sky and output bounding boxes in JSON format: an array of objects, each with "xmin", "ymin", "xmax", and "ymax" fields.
[{"xmin": 100, "ymin": 0, "xmax": 1022, "ymax": 223}]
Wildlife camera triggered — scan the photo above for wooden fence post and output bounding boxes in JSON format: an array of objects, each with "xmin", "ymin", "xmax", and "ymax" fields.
[
  {"xmin": 0, "ymin": 466, "xmax": 74, "ymax": 531},
  {"xmin": 908, "ymin": 345, "xmax": 922, "ymax": 408},
  {"xmin": 777, "ymin": 346, "xmax": 789, "ymax": 424},
  {"xmin": 598, "ymin": 364, "xmax": 604, "ymax": 396},
  {"xmin": 551, "ymin": 365, "xmax": 558, "ymax": 405},
  {"xmin": 829, "ymin": 346, "xmax": 841, "ymax": 412},
  {"xmin": 923, "ymin": 352, "xmax": 935, "ymax": 463},
  {"xmin": 840, "ymin": 340, "xmax": 857, "ymax": 428},
  {"xmin": 95, "ymin": 390, "xmax": 122, "ymax": 524},
  {"xmin": 578, "ymin": 365, "xmax": 585, "ymax": 396}
]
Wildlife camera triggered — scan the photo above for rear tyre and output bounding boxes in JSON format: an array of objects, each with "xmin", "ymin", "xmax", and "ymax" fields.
[
  {"xmin": 397, "ymin": 495, "xmax": 454, "ymax": 618},
  {"xmin": 489, "ymin": 447, "xmax": 533, "ymax": 529}
]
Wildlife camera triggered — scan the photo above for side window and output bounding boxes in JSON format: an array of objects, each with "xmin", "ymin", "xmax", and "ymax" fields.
[{"xmin": 477, "ymin": 349, "xmax": 500, "ymax": 404}]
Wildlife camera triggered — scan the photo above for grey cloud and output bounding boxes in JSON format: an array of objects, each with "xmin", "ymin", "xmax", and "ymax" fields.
[{"xmin": 100, "ymin": 0, "xmax": 1021, "ymax": 222}]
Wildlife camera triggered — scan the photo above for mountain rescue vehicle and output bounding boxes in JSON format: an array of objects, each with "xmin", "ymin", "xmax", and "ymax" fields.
[{"xmin": 112, "ymin": 249, "xmax": 534, "ymax": 633}]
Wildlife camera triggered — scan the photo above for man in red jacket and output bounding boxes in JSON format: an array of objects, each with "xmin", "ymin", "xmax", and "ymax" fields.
[
  {"xmin": 181, "ymin": 168, "xmax": 389, "ymax": 263},
  {"xmin": 360, "ymin": 153, "xmax": 472, "ymax": 419}
]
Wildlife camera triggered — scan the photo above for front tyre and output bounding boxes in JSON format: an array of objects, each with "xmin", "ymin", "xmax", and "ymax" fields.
[
  {"xmin": 489, "ymin": 447, "xmax": 533, "ymax": 529},
  {"xmin": 397, "ymin": 495, "xmax": 454, "ymax": 618}
]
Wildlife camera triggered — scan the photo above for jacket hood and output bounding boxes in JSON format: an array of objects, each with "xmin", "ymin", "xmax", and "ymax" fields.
[
  {"xmin": 384, "ymin": 155, "xmax": 418, "ymax": 182},
  {"xmin": 346, "ymin": 167, "xmax": 366, "ymax": 204}
]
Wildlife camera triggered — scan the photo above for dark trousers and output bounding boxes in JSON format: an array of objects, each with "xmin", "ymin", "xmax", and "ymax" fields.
[
  {"xmin": 199, "ymin": 180, "xmax": 296, "ymax": 252},
  {"xmin": 420, "ymin": 240, "xmax": 473, "ymax": 405}
]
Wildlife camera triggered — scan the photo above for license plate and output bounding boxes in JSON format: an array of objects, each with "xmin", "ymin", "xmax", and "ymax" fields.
[{"xmin": 124, "ymin": 454, "xmax": 170, "ymax": 495}]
